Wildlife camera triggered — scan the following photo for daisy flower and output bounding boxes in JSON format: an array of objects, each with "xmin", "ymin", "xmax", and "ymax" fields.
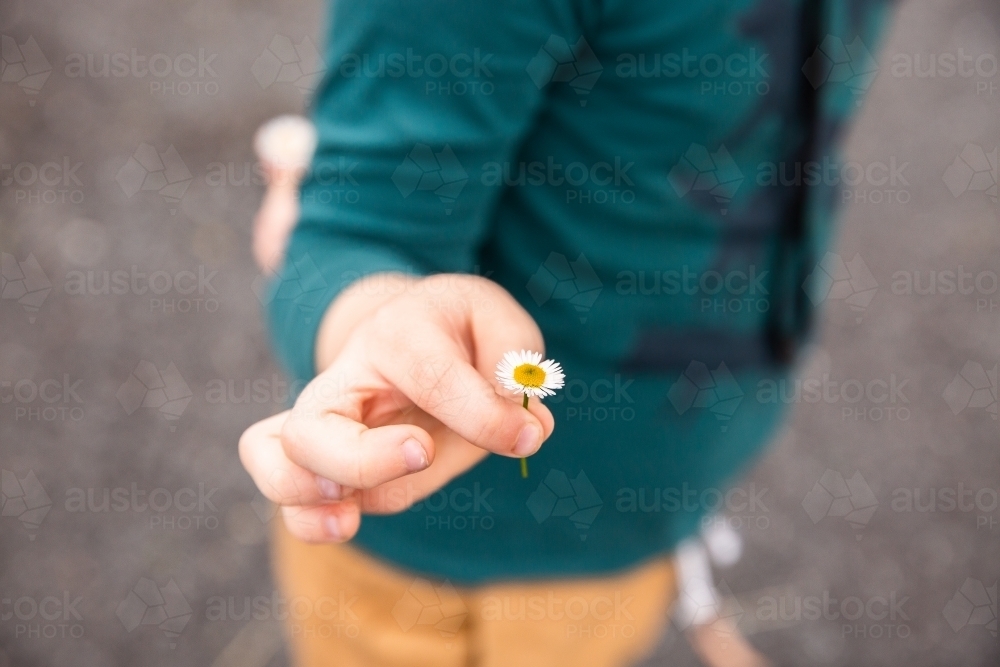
[
  {"xmin": 495, "ymin": 350, "xmax": 565, "ymax": 401},
  {"xmin": 495, "ymin": 350, "xmax": 565, "ymax": 478}
]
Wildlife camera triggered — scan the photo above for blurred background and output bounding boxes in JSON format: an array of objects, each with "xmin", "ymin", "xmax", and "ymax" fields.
[{"xmin": 1, "ymin": 0, "xmax": 997, "ymax": 665}]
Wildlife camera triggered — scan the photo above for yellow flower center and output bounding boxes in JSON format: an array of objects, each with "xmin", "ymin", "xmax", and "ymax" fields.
[{"xmin": 513, "ymin": 363, "xmax": 546, "ymax": 388}]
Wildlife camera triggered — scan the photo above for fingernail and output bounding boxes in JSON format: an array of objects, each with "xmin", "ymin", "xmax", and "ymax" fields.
[
  {"xmin": 514, "ymin": 424, "xmax": 541, "ymax": 457},
  {"xmin": 316, "ymin": 476, "xmax": 342, "ymax": 500},
  {"xmin": 324, "ymin": 515, "xmax": 342, "ymax": 541},
  {"xmin": 402, "ymin": 438, "xmax": 429, "ymax": 472}
]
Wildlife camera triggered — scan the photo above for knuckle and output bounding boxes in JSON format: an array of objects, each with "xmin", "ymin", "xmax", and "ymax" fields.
[
  {"xmin": 279, "ymin": 417, "xmax": 310, "ymax": 466},
  {"xmin": 368, "ymin": 312, "xmax": 424, "ymax": 365},
  {"xmin": 297, "ymin": 376, "xmax": 332, "ymax": 410},
  {"xmin": 408, "ymin": 354, "xmax": 471, "ymax": 417},
  {"xmin": 237, "ymin": 428, "xmax": 256, "ymax": 469},
  {"xmin": 369, "ymin": 302, "xmax": 407, "ymax": 345},
  {"xmin": 238, "ymin": 424, "xmax": 275, "ymax": 480},
  {"xmin": 261, "ymin": 468, "xmax": 309, "ymax": 506},
  {"xmin": 407, "ymin": 352, "xmax": 454, "ymax": 389}
]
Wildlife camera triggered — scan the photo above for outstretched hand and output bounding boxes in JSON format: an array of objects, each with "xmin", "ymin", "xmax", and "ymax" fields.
[{"xmin": 239, "ymin": 274, "xmax": 555, "ymax": 543}]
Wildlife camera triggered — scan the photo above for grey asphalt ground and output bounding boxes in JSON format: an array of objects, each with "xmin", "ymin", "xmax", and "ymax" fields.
[{"xmin": 1, "ymin": 0, "xmax": 998, "ymax": 665}]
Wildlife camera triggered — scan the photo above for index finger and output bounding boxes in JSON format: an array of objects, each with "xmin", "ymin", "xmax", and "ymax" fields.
[{"xmin": 367, "ymin": 319, "xmax": 554, "ymax": 458}]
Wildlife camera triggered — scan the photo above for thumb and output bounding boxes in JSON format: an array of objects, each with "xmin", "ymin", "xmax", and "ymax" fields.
[{"xmin": 465, "ymin": 279, "xmax": 556, "ymax": 437}]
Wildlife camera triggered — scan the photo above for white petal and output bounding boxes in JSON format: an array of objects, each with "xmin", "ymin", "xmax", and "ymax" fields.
[
  {"xmin": 538, "ymin": 359, "xmax": 562, "ymax": 374},
  {"xmin": 498, "ymin": 376, "xmax": 520, "ymax": 390},
  {"xmin": 494, "ymin": 350, "xmax": 567, "ymax": 398}
]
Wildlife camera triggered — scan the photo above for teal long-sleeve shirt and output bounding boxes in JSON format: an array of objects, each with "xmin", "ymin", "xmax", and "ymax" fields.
[{"xmin": 267, "ymin": 0, "xmax": 890, "ymax": 584}]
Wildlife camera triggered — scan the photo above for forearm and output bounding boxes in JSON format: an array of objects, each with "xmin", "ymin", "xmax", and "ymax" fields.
[{"xmin": 270, "ymin": 0, "xmax": 558, "ymax": 383}]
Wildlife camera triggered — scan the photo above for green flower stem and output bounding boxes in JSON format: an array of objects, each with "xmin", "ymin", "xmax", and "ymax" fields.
[{"xmin": 520, "ymin": 393, "xmax": 530, "ymax": 478}]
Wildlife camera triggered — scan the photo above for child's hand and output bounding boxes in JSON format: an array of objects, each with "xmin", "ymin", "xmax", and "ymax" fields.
[
  {"xmin": 239, "ymin": 274, "xmax": 555, "ymax": 543},
  {"xmin": 251, "ymin": 115, "xmax": 315, "ymax": 272}
]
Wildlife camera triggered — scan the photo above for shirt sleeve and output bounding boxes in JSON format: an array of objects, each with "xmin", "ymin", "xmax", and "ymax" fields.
[{"xmin": 266, "ymin": 0, "xmax": 586, "ymax": 382}]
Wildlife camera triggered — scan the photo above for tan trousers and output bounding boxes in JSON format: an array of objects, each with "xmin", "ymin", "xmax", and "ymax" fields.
[{"xmin": 272, "ymin": 521, "xmax": 676, "ymax": 667}]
